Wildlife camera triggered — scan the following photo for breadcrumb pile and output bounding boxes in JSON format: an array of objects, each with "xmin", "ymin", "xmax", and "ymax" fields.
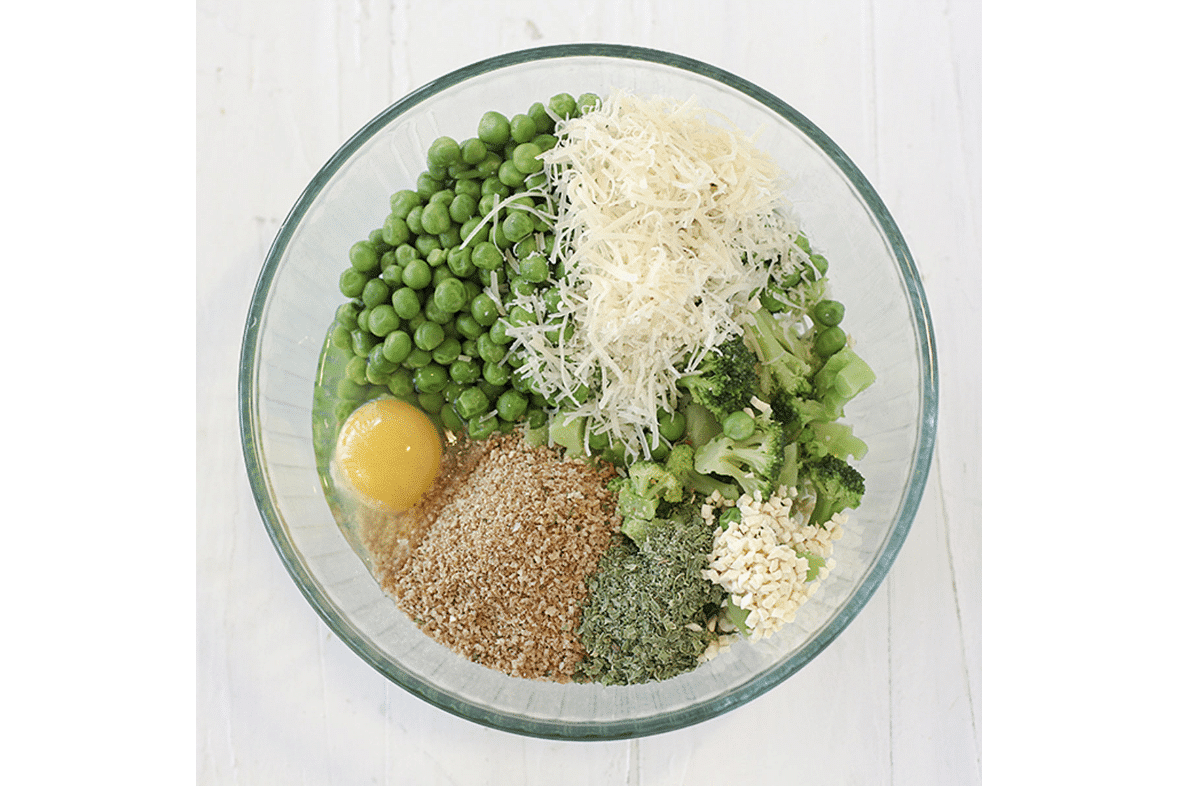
[{"xmin": 702, "ymin": 488, "xmax": 846, "ymax": 642}]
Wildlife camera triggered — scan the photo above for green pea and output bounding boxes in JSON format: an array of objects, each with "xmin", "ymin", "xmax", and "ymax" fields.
[
  {"xmin": 527, "ymin": 101, "xmax": 554, "ymax": 134},
  {"xmin": 461, "ymin": 217, "xmax": 490, "ymax": 245},
  {"xmin": 722, "ymin": 411, "xmax": 756, "ymax": 441},
  {"xmin": 350, "ymin": 241, "xmax": 380, "ymax": 273},
  {"xmin": 432, "ymin": 336, "xmax": 462, "ymax": 365},
  {"xmin": 461, "ymin": 338, "xmax": 479, "ymax": 358},
  {"xmin": 344, "ymin": 354, "xmax": 368, "ymax": 385},
  {"xmin": 813, "ymin": 299, "xmax": 845, "ymax": 327},
  {"xmin": 814, "ymin": 326, "xmax": 847, "ymax": 357},
  {"xmin": 386, "ymin": 368, "xmax": 414, "ymax": 398},
  {"xmin": 339, "ymin": 267, "xmax": 369, "ymax": 298},
  {"xmin": 542, "ymin": 287, "xmax": 563, "ymax": 313},
  {"xmin": 805, "ymin": 253, "xmax": 834, "ymax": 281},
  {"xmin": 577, "ymin": 92, "xmax": 602, "ymax": 114},
  {"xmin": 416, "ymin": 172, "xmax": 444, "ymax": 199},
  {"xmin": 426, "ymin": 248, "xmax": 447, "ymax": 269},
  {"xmin": 429, "ymin": 277, "xmax": 465, "ymax": 315},
  {"xmin": 389, "ymin": 189, "xmax": 422, "ymax": 219},
  {"xmin": 759, "ymin": 285, "xmax": 787, "ymax": 313},
  {"xmin": 420, "ymin": 202, "xmax": 451, "ymax": 236},
  {"xmin": 472, "ymin": 241, "xmax": 503, "ymax": 271},
  {"xmin": 329, "ymin": 323, "xmax": 351, "ymax": 351},
  {"xmin": 440, "ymin": 403, "xmax": 465, "ymax": 432},
  {"xmin": 414, "ymin": 321, "xmax": 445, "ymax": 352},
  {"xmin": 498, "ymin": 159, "xmax": 525, "ymax": 188},
  {"xmin": 367, "ymin": 304, "xmax": 400, "ymax": 337},
  {"xmin": 438, "ymin": 225, "xmax": 461, "ymax": 249},
  {"xmin": 367, "ymin": 344, "xmax": 398, "ymax": 375},
  {"xmin": 454, "ymin": 386, "xmax": 490, "ymax": 420},
  {"xmin": 507, "ymin": 305, "xmax": 537, "ymax": 327},
  {"xmin": 427, "ymin": 136, "xmax": 461, "ymax": 170},
  {"xmin": 649, "ymin": 441, "xmax": 670, "ymax": 461},
  {"xmin": 454, "ymin": 177, "xmax": 481, "ymax": 198},
  {"xmin": 658, "ymin": 410, "xmax": 687, "ymax": 443},
  {"xmin": 428, "ymin": 187, "xmax": 455, "ymax": 206},
  {"xmin": 502, "ymin": 211, "xmax": 533, "ymax": 242},
  {"xmin": 402, "ymin": 259, "xmax": 432, "ymax": 290},
  {"xmin": 402, "ymin": 347, "xmax": 433, "ymax": 369},
  {"xmin": 525, "ymin": 407, "xmax": 548, "ymax": 430},
  {"xmin": 382, "ymin": 330, "xmax": 413, "ymax": 364},
  {"xmin": 448, "ymin": 193, "xmax": 477, "ymax": 223},
  {"xmin": 496, "ymin": 389, "xmax": 528, "ymax": 422},
  {"xmin": 476, "ymin": 332, "xmax": 506, "ymax": 363},
  {"xmin": 449, "ymin": 358, "xmax": 480, "ymax": 385},
  {"xmin": 405, "ymin": 205, "xmax": 425, "ymax": 235},
  {"xmin": 549, "ymin": 92, "xmax": 577, "ymax": 120},
  {"xmin": 488, "ymin": 318, "xmax": 512, "ymax": 345},
  {"xmin": 442, "ymin": 380, "xmax": 465, "ymax": 403},
  {"xmin": 518, "ymin": 253, "xmax": 549, "ymax": 283},
  {"xmin": 416, "ymin": 391, "xmax": 445, "ymax": 414},
  {"xmin": 510, "ymin": 277, "xmax": 536, "ymax": 299},
  {"xmin": 381, "ymin": 263, "xmax": 403, "ymax": 287},
  {"xmin": 335, "ymin": 302, "xmax": 360, "ymax": 329},
  {"xmin": 336, "ymin": 377, "xmax": 368, "ymax": 401},
  {"xmin": 423, "ymin": 294, "xmax": 450, "ymax": 326},
  {"xmin": 467, "ymin": 412, "xmax": 499, "ymax": 440},
  {"xmin": 477, "ymin": 193, "xmax": 499, "ymax": 218},
  {"xmin": 446, "ymin": 246, "xmax": 475, "ymax": 278},
  {"xmin": 475, "ymin": 152, "xmax": 502, "ymax": 178},
  {"xmin": 460, "ymin": 137, "xmax": 487, "ymax": 164},
  {"xmin": 509, "ymin": 113, "xmax": 537, "ymax": 144},
  {"xmin": 532, "ymin": 133, "xmax": 558, "ymax": 153},
  {"xmin": 361, "ymin": 278, "xmax": 390, "ymax": 308},
  {"xmin": 391, "ymin": 287, "xmax": 422, "ymax": 320},
  {"xmin": 455, "ymin": 313, "xmax": 484, "ymax": 340},
  {"xmin": 382, "ymin": 215, "xmax": 410, "ymax": 247},
  {"xmin": 415, "ymin": 234, "xmax": 441, "ymax": 258},
  {"xmin": 524, "ymin": 172, "xmax": 548, "ymax": 191},
  {"xmin": 413, "ymin": 363, "xmax": 449, "ymax": 394},
  {"xmin": 350, "ymin": 329, "xmax": 379, "ymax": 357},
  {"xmin": 477, "ymin": 111, "xmax": 511, "ymax": 148}
]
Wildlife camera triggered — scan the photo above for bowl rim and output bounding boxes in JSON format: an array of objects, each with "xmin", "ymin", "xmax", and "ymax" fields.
[{"xmin": 239, "ymin": 42, "xmax": 938, "ymax": 740}]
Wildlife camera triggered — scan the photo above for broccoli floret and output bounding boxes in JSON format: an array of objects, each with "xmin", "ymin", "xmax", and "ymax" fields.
[
  {"xmin": 693, "ymin": 414, "xmax": 786, "ymax": 499},
  {"xmin": 806, "ymin": 454, "xmax": 865, "ymax": 528},
  {"xmin": 770, "ymin": 393, "xmax": 826, "ymax": 442},
  {"xmin": 745, "ymin": 308, "xmax": 813, "ymax": 398},
  {"xmin": 676, "ymin": 336, "xmax": 759, "ymax": 421}
]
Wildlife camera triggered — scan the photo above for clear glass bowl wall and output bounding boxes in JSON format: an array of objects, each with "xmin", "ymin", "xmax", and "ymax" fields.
[{"xmin": 241, "ymin": 47, "xmax": 936, "ymax": 740}]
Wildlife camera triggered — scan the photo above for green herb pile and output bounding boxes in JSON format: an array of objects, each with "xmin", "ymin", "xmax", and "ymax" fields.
[{"xmin": 576, "ymin": 511, "xmax": 724, "ymax": 685}]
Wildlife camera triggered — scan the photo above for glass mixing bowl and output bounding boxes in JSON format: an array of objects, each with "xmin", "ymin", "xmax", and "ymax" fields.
[{"xmin": 239, "ymin": 44, "xmax": 937, "ymax": 740}]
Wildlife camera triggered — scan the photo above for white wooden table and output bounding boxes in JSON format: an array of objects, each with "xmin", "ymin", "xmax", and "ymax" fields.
[{"xmin": 197, "ymin": 2, "xmax": 981, "ymax": 782}]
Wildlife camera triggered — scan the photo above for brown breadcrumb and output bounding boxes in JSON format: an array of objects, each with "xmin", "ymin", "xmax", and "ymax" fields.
[{"xmin": 359, "ymin": 433, "xmax": 621, "ymax": 682}]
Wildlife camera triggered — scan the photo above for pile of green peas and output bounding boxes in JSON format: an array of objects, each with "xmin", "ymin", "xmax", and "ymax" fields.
[{"xmin": 327, "ymin": 92, "xmax": 602, "ymax": 441}]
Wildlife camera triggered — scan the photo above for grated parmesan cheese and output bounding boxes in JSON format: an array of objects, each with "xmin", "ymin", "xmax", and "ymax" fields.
[{"xmin": 507, "ymin": 90, "xmax": 802, "ymax": 459}]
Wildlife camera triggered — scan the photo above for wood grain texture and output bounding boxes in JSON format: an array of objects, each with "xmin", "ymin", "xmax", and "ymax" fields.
[{"xmin": 196, "ymin": 1, "xmax": 981, "ymax": 782}]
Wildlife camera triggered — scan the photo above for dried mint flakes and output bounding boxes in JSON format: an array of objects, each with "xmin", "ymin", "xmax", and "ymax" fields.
[{"xmin": 576, "ymin": 514, "xmax": 724, "ymax": 685}]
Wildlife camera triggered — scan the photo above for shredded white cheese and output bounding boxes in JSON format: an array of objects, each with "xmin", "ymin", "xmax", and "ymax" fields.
[{"xmin": 507, "ymin": 90, "xmax": 801, "ymax": 458}]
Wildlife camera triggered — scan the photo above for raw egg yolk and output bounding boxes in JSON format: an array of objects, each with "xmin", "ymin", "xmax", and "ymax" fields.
[{"xmin": 333, "ymin": 398, "xmax": 443, "ymax": 512}]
